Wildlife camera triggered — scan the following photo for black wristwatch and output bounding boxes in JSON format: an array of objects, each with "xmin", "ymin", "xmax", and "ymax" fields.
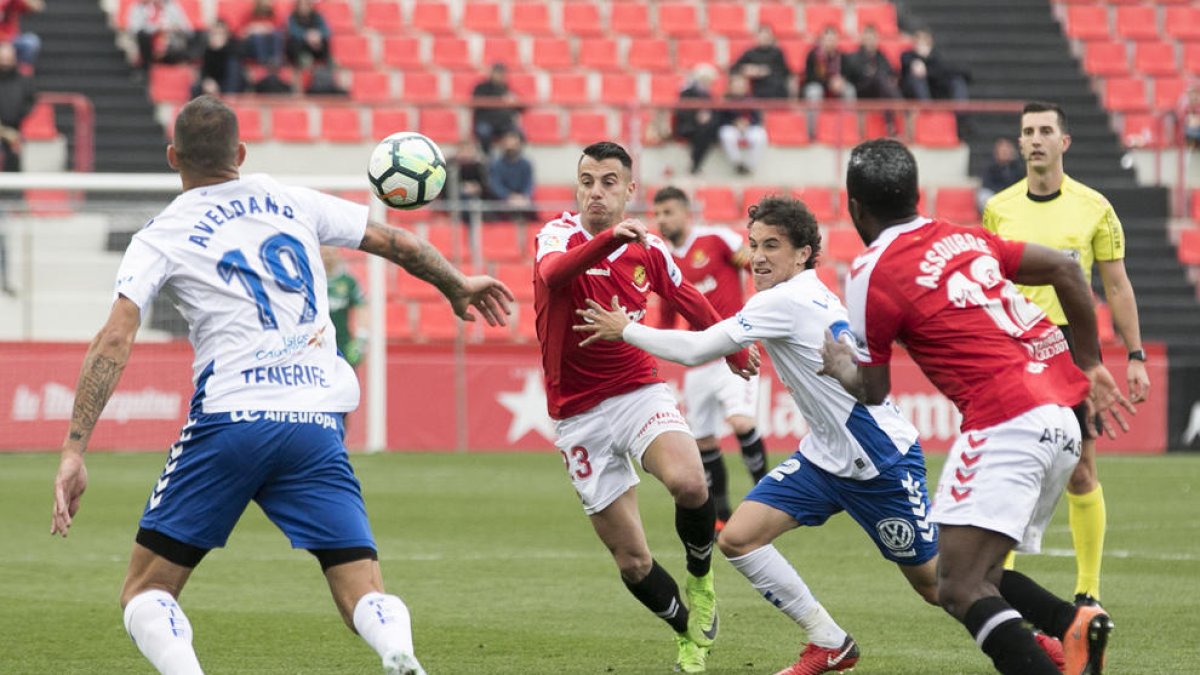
[{"xmin": 1128, "ymin": 349, "xmax": 1146, "ymax": 362}]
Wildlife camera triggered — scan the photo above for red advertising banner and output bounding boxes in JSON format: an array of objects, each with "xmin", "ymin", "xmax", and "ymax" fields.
[{"xmin": 0, "ymin": 342, "xmax": 1167, "ymax": 454}]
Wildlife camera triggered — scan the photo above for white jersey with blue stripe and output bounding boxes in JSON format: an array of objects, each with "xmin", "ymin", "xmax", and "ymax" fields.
[
  {"xmin": 113, "ymin": 174, "xmax": 369, "ymax": 414},
  {"xmin": 717, "ymin": 270, "xmax": 919, "ymax": 480}
]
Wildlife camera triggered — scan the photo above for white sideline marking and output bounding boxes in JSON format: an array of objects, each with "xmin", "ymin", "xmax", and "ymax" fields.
[{"xmin": 1039, "ymin": 548, "xmax": 1200, "ymax": 562}]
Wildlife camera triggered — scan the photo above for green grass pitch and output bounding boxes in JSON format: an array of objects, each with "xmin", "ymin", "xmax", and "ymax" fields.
[{"xmin": 2, "ymin": 451, "xmax": 1197, "ymax": 674}]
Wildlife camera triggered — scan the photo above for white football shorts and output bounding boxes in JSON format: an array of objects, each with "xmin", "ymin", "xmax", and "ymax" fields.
[
  {"xmin": 553, "ymin": 383, "xmax": 692, "ymax": 515},
  {"xmin": 683, "ymin": 359, "xmax": 759, "ymax": 439},
  {"xmin": 931, "ymin": 404, "xmax": 1081, "ymax": 553}
]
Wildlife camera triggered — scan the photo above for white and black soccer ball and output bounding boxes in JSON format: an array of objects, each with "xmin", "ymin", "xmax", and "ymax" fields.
[{"xmin": 367, "ymin": 131, "xmax": 447, "ymax": 210}]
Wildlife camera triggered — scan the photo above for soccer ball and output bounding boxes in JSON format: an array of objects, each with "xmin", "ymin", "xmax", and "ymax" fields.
[{"xmin": 367, "ymin": 131, "xmax": 448, "ymax": 210}]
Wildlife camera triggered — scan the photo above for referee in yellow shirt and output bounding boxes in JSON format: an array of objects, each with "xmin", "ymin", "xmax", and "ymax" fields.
[{"xmin": 983, "ymin": 101, "xmax": 1150, "ymax": 606}]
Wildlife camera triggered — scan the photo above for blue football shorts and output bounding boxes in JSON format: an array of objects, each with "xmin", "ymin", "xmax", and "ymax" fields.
[
  {"xmin": 745, "ymin": 444, "xmax": 938, "ymax": 565},
  {"xmin": 138, "ymin": 411, "xmax": 375, "ymax": 551}
]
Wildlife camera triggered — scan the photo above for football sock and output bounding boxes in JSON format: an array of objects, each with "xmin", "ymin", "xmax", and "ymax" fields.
[
  {"xmin": 623, "ymin": 559, "xmax": 690, "ymax": 634},
  {"xmin": 998, "ymin": 570, "xmax": 1077, "ymax": 640},
  {"xmin": 964, "ymin": 596, "xmax": 1060, "ymax": 675},
  {"xmin": 1068, "ymin": 484, "xmax": 1105, "ymax": 599},
  {"xmin": 736, "ymin": 428, "xmax": 769, "ymax": 483},
  {"xmin": 700, "ymin": 447, "xmax": 732, "ymax": 522},
  {"xmin": 1002, "ymin": 550, "xmax": 1016, "ymax": 571},
  {"xmin": 675, "ymin": 494, "xmax": 716, "ymax": 576},
  {"xmin": 122, "ymin": 589, "xmax": 203, "ymax": 675},
  {"xmin": 726, "ymin": 544, "xmax": 846, "ymax": 648},
  {"xmin": 353, "ymin": 592, "xmax": 415, "ymax": 660}
]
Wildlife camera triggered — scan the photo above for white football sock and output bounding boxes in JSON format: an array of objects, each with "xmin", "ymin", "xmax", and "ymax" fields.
[
  {"xmin": 727, "ymin": 544, "xmax": 848, "ymax": 648},
  {"xmin": 122, "ymin": 590, "xmax": 204, "ymax": 675},
  {"xmin": 353, "ymin": 592, "xmax": 415, "ymax": 662}
]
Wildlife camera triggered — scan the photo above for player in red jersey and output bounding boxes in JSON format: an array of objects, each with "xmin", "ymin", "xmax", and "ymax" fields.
[
  {"xmin": 533, "ymin": 142, "xmax": 754, "ymax": 673},
  {"xmin": 652, "ymin": 186, "xmax": 770, "ymax": 527},
  {"xmin": 820, "ymin": 139, "xmax": 1133, "ymax": 675}
]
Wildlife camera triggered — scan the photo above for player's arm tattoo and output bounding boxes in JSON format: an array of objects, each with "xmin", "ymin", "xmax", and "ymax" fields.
[
  {"xmin": 67, "ymin": 353, "xmax": 125, "ymax": 447},
  {"xmin": 361, "ymin": 222, "xmax": 467, "ymax": 298}
]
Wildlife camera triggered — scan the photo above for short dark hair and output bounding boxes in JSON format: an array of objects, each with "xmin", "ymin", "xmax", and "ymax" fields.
[
  {"xmin": 1022, "ymin": 101, "xmax": 1068, "ymax": 134},
  {"xmin": 173, "ymin": 95, "xmax": 239, "ymax": 175},
  {"xmin": 747, "ymin": 195, "xmax": 821, "ymax": 270},
  {"xmin": 580, "ymin": 141, "xmax": 633, "ymax": 172},
  {"xmin": 846, "ymin": 139, "xmax": 920, "ymax": 223},
  {"xmin": 653, "ymin": 186, "xmax": 689, "ymax": 206}
]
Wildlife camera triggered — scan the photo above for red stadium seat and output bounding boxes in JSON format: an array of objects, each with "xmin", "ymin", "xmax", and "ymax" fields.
[
  {"xmin": 233, "ymin": 106, "xmax": 265, "ymax": 142},
  {"xmin": 779, "ymin": 40, "xmax": 811, "ymax": 74},
  {"xmin": 610, "ymin": 3, "xmax": 653, "ymax": 38},
  {"xmin": 510, "ymin": 1, "xmax": 552, "ymax": 36},
  {"xmin": 549, "ymin": 73, "xmax": 590, "ymax": 104},
  {"xmin": 763, "ymin": 111, "xmax": 809, "ymax": 147},
  {"xmin": 148, "ymin": 65, "xmax": 193, "ymax": 104},
  {"xmin": 1192, "ymin": 189, "xmax": 1200, "ymax": 221},
  {"xmin": 381, "ymin": 36, "xmax": 424, "ymax": 70},
  {"xmin": 481, "ymin": 37, "xmax": 519, "ymax": 68},
  {"xmin": 561, "ymin": 2, "xmax": 605, "ymax": 38},
  {"xmin": 514, "ymin": 303, "xmax": 538, "ymax": 342},
  {"xmin": 1177, "ymin": 228, "xmax": 1200, "ymax": 266},
  {"xmin": 449, "ymin": 71, "xmax": 478, "ymax": 101},
  {"xmin": 1105, "ymin": 77, "xmax": 1149, "ymax": 112},
  {"xmin": 568, "ymin": 111, "xmax": 610, "ymax": 144},
  {"xmin": 656, "ymin": 2, "xmax": 701, "ymax": 38},
  {"xmin": 805, "ymin": 4, "xmax": 843, "ymax": 34},
  {"xmin": 418, "ymin": 108, "xmax": 462, "ymax": 144},
  {"xmin": 521, "ymin": 109, "xmax": 563, "ymax": 144},
  {"xmin": 480, "ymin": 222, "xmax": 525, "ymax": 263},
  {"xmin": 386, "ymin": 301, "xmax": 411, "ymax": 340},
  {"xmin": 1153, "ymin": 77, "xmax": 1187, "ymax": 111},
  {"xmin": 433, "ymin": 36, "xmax": 473, "ymax": 70},
  {"xmin": 706, "ymin": 2, "xmax": 750, "ymax": 39},
  {"xmin": 350, "ymin": 70, "xmax": 393, "ymax": 102},
  {"xmin": 506, "ymin": 71, "xmax": 539, "ymax": 100},
  {"xmin": 862, "ymin": 112, "xmax": 890, "ymax": 139},
  {"xmin": 1186, "ymin": 45, "xmax": 1200, "ymax": 76},
  {"xmin": 216, "ymin": 0, "xmax": 252, "ymax": 28},
  {"xmin": 319, "ymin": 0, "xmax": 355, "ymax": 34},
  {"xmin": 627, "ymin": 39, "xmax": 673, "ymax": 73},
  {"xmin": 756, "ymin": 4, "xmax": 800, "ymax": 39},
  {"xmin": 371, "ymin": 107, "xmax": 410, "ymax": 139},
  {"xmin": 410, "ymin": 1, "xmax": 453, "ymax": 34},
  {"xmin": 400, "ymin": 71, "xmax": 442, "ymax": 103},
  {"xmin": 1121, "ymin": 113, "xmax": 1162, "ymax": 148},
  {"xmin": 742, "ymin": 185, "xmax": 783, "ymax": 213},
  {"xmin": 934, "ymin": 187, "xmax": 978, "ymax": 224},
  {"xmin": 362, "ymin": 0, "xmax": 403, "ymax": 32},
  {"xmin": 694, "ymin": 186, "xmax": 739, "ymax": 223},
  {"xmin": 1064, "ymin": 6, "xmax": 1111, "ymax": 41},
  {"xmin": 913, "ymin": 111, "xmax": 959, "ymax": 148},
  {"xmin": 422, "ymin": 223, "xmax": 465, "ymax": 262},
  {"xmin": 534, "ymin": 184, "xmax": 576, "ymax": 220},
  {"xmin": 271, "ymin": 106, "xmax": 312, "ymax": 142},
  {"xmin": 414, "ymin": 301, "xmax": 462, "ymax": 341},
  {"xmin": 1164, "ymin": 7, "xmax": 1200, "ymax": 42},
  {"xmin": 578, "ymin": 38, "xmax": 619, "ymax": 70},
  {"xmin": 1083, "ymin": 41, "xmax": 1129, "ymax": 77},
  {"xmin": 815, "ymin": 265, "xmax": 842, "ymax": 298},
  {"xmin": 320, "ymin": 107, "xmax": 363, "ymax": 143},
  {"xmin": 532, "ymin": 37, "xmax": 574, "ymax": 71},
  {"xmin": 792, "ymin": 187, "xmax": 836, "ymax": 224},
  {"xmin": 494, "ymin": 262, "xmax": 534, "ymax": 301},
  {"xmin": 331, "ymin": 35, "xmax": 375, "ymax": 71},
  {"xmin": 600, "ymin": 73, "xmax": 639, "ymax": 101},
  {"xmin": 648, "ymin": 74, "xmax": 684, "ymax": 105},
  {"xmin": 824, "ymin": 228, "xmax": 864, "ymax": 263},
  {"xmin": 462, "ymin": 1, "xmax": 503, "ymax": 35},
  {"xmin": 1114, "ymin": 6, "xmax": 1158, "ymax": 42},
  {"xmin": 20, "ymin": 101, "xmax": 56, "ymax": 140},
  {"xmin": 815, "ymin": 111, "xmax": 861, "ymax": 146},
  {"xmin": 675, "ymin": 40, "xmax": 715, "ymax": 70},
  {"xmin": 855, "ymin": 3, "xmax": 898, "ymax": 37},
  {"xmin": 1134, "ymin": 42, "xmax": 1178, "ymax": 78}
]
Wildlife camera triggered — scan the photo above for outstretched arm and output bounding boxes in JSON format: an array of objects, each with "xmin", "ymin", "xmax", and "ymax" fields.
[
  {"xmin": 359, "ymin": 221, "xmax": 513, "ymax": 325},
  {"xmin": 52, "ymin": 296, "xmax": 141, "ymax": 536},
  {"xmin": 536, "ymin": 220, "xmax": 647, "ymax": 290}
]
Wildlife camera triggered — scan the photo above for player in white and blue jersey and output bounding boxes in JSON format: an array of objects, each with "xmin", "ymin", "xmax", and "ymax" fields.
[
  {"xmin": 575, "ymin": 195, "xmax": 938, "ymax": 675},
  {"xmin": 50, "ymin": 96, "xmax": 513, "ymax": 675}
]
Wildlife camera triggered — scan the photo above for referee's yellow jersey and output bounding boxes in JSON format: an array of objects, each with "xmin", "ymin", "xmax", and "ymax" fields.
[{"xmin": 981, "ymin": 174, "xmax": 1125, "ymax": 326}]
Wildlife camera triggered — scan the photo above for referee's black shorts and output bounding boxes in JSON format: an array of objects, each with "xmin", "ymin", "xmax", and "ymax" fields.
[{"xmin": 1058, "ymin": 324, "xmax": 1100, "ymax": 441}]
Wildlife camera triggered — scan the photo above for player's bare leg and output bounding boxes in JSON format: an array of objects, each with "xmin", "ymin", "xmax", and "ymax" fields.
[
  {"xmin": 324, "ymin": 558, "xmax": 425, "ymax": 675},
  {"xmin": 937, "ymin": 525, "xmax": 1062, "ymax": 675},
  {"xmin": 1066, "ymin": 437, "xmax": 1105, "ymax": 604},
  {"xmin": 719, "ymin": 501, "xmax": 856, "ymax": 673},
  {"xmin": 120, "ymin": 542, "xmax": 203, "ymax": 675},
  {"xmin": 897, "ymin": 558, "xmax": 939, "ymax": 605}
]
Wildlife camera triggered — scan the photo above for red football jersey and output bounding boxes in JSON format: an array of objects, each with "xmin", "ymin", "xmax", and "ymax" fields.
[
  {"xmin": 845, "ymin": 218, "xmax": 1089, "ymax": 432},
  {"xmin": 660, "ymin": 225, "xmax": 747, "ymax": 326},
  {"xmin": 534, "ymin": 212, "xmax": 729, "ymax": 420}
]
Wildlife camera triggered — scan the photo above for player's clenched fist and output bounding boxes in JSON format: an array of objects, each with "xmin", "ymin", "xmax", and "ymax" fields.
[{"xmin": 613, "ymin": 219, "xmax": 648, "ymax": 245}]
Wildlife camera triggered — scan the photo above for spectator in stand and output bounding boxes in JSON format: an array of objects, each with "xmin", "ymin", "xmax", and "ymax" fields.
[
  {"xmin": 190, "ymin": 20, "xmax": 244, "ymax": 98},
  {"xmin": 1183, "ymin": 81, "xmax": 1200, "ymax": 149},
  {"xmin": 285, "ymin": 0, "xmax": 330, "ymax": 68},
  {"xmin": 673, "ymin": 63, "xmax": 720, "ymax": 176},
  {"xmin": 471, "ymin": 63, "xmax": 523, "ymax": 156},
  {"xmin": 238, "ymin": 0, "xmax": 284, "ymax": 66},
  {"xmin": 900, "ymin": 27, "xmax": 973, "ymax": 137},
  {"xmin": 448, "ymin": 140, "xmax": 493, "ymax": 224},
  {"xmin": 0, "ymin": 0, "xmax": 43, "ymax": 65},
  {"xmin": 730, "ymin": 25, "xmax": 791, "ymax": 99},
  {"xmin": 127, "ymin": 0, "xmax": 195, "ymax": 78},
  {"xmin": 488, "ymin": 130, "xmax": 536, "ymax": 223},
  {"xmin": 804, "ymin": 26, "xmax": 856, "ymax": 105},
  {"xmin": 847, "ymin": 25, "xmax": 901, "ymax": 134},
  {"xmin": 717, "ymin": 72, "xmax": 768, "ymax": 176},
  {"xmin": 0, "ymin": 41, "xmax": 34, "ymax": 172},
  {"xmin": 976, "ymin": 137, "xmax": 1023, "ymax": 214}
]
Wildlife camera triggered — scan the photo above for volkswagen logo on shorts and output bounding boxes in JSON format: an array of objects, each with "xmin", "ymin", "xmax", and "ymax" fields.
[{"xmin": 876, "ymin": 517, "xmax": 916, "ymax": 552}]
